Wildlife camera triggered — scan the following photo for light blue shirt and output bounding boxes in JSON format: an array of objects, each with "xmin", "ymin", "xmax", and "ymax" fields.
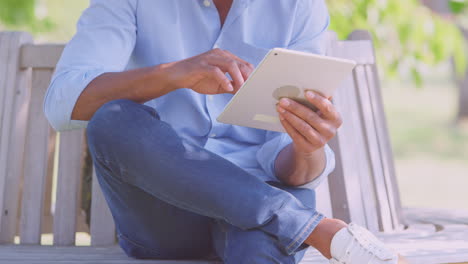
[{"xmin": 44, "ymin": 0, "xmax": 335, "ymax": 189}]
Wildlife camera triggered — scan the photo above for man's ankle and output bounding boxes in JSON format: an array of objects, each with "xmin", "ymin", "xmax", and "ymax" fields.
[{"xmin": 304, "ymin": 218, "xmax": 347, "ymax": 259}]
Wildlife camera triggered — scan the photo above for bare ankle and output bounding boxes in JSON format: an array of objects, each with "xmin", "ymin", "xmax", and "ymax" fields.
[{"xmin": 304, "ymin": 218, "xmax": 347, "ymax": 259}]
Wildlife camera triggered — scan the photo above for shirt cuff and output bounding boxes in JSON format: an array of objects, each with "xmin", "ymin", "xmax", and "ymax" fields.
[
  {"xmin": 44, "ymin": 68, "xmax": 107, "ymax": 131},
  {"xmin": 256, "ymin": 132, "xmax": 293, "ymax": 178},
  {"xmin": 294, "ymin": 144, "xmax": 335, "ymax": 189}
]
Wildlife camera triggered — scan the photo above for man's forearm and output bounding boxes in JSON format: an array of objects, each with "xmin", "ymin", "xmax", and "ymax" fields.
[
  {"xmin": 274, "ymin": 143, "xmax": 326, "ymax": 187},
  {"xmin": 71, "ymin": 64, "xmax": 176, "ymax": 121}
]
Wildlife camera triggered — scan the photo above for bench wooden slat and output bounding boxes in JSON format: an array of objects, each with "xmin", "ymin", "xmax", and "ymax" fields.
[
  {"xmin": 353, "ymin": 65, "xmax": 391, "ymax": 232},
  {"xmin": 0, "ymin": 246, "xmax": 222, "ymax": 264},
  {"xmin": 0, "ymin": 33, "xmax": 9, "ymax": 140},
  {"xmin": 90, "ymin": 168, "xmax": 116, "ymax": 246},
  {"xmin": 363, "ymin": 64, "xmax": 402, "ymax": 230},
  {"xmin": 379, "ymin": 224, "xmax": 468, "ymax": 264},
  {"xmin": 327, "ymin": 38, "xmax": 376, "ymax": 227},
  {"xmin": 53, "ymin": 130, "xmax": 85, "ymax": 246},
  {"xmin": 0, "ymin": 33, "xmax": 28, "ymax": 237},
  {"xmin": 19, "ymin": 69, "xmax": 55, "ymax": 244},
  {"xmin": 20, "ymin": 44, "xmax": 65, "ymax": 69},
  {"xmin": 41, "ymin": 132, "xmax": 57, "ymax": 235},
  {"xmin": 0, "ymin": 32, "xmax": 33, "ymax": 243},
  {"xmin": 349, "ymin": 30, "xmax": 404, "ymax": 230},
  {"xmin": 367, "ymin": 61, "xmax": 404, "ymax": 230}
]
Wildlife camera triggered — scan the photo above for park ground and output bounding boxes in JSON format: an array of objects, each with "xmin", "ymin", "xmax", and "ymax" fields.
[{"xmin": 383, "ymin": 65, "xmax": 468, "ymax": 211}]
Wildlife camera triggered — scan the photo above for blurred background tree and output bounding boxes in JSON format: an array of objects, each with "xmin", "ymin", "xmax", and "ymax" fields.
[
  {"xmin": 328, "ymin": 0, "xmax": 466, "ymax": 80},
  {"xmin": 328, "ymin": 0, "xmax": 468, "ymax": 122},
  {"xmin": 0, "ymin": 0, "xmax": 87, "ymax": 42},
  {"xmin": 0, "ymin": 0, "xmax": 53, "ymax": 33}
]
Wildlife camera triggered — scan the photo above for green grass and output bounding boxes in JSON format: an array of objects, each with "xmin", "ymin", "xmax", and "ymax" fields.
[
  {"xmin": 382, "ymin": 65, "xmax": 468, "ymax": 210},
  {"xmin": 383, "ymin": 75, "xmax": 468, "ymax": 161}
]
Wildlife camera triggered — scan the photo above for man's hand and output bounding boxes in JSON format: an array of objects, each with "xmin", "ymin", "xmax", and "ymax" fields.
[
  {"xmin": 276, "ymin": 90, "xmax": 342, "ymax": 157},
  {"xmin": 273, "ymin": 90, "xmax": 342, "ymax": 186},
  {"xmin": 163, "ymin": 48, "xmax": 254, "ymax": 95}
]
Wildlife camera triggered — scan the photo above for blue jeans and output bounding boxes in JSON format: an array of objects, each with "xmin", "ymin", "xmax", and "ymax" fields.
[{"xmin": 86, "ymin": 99, "xmax": 324, "ymax": 264}]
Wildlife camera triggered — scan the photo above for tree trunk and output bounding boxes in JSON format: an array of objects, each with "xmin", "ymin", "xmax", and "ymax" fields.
[
  {"xmin": 456, "ymin": 27, "xmax": 468, "ymax": 121},
  {"xmin": 458, "ymin": 73, "xmax": 468, "ymax": 120}
]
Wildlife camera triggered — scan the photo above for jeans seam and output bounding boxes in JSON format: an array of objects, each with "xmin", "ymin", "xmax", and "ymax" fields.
[
  {"xmin": 285, "ymin": 212, "xmax": 324, "ymax": 255},
  {"xmin": 118, "ymin": 233, "xmax": 161, "ymax": 256}
]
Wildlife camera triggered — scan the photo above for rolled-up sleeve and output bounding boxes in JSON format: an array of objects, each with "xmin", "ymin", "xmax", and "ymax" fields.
[
  {"xmin": 44, "ymin": 0, "xmax": 137, "ymax": 131},
  {"xmin": 256, "ymin": 131, "xmax": 293, "ymax": 179},
  {"xmin": 256, "ymin": 131, "xmax": 335, "ymax": 190},
  {"xmin": 294, "ymin": 144, "xmax": 335, "ymax": 189},
  {"xmin": 256, "ymin": 0, "xmax": 335, "ymax": 189}
]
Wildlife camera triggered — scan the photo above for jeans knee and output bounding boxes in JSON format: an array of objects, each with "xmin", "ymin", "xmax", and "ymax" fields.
[{"xmin": 86, "ymin": 99, "xmax": 159, "ymax": 153}]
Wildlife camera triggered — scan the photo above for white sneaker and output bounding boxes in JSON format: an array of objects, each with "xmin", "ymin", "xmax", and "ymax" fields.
[{"xmin": 329, "ymin": 223, "xmax": 399, "ymax": 264}]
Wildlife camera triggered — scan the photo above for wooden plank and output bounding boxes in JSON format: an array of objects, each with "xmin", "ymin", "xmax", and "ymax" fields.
[
  {"xmin": 0, "ymin": 245, "xmax": 221, "ymax": 264},
  {"xmin": 327, "ymin": 39, "xmax": 372, "ymax": 227},
  {"xmin": 0, "ymin": 242, "xmax": 466, "ymax": 264},
  {"xmin": 0, "ymin": 33, "xmax": 9, "ymax": 141},
  {"xmin": 0, "ymin": 32, "xmax": 33, "ymax": 243},
  {"xmin": 349, "ymin": 29, "xmax": 404, "ymax": 231},
  {"xmin": 352, "ymin": 65, "xmax": 391, "ymax": 232},
  {"xmin": 19, "ymin": 69, "xmax": 55, "ymax": 244},
  {"xmin": 20, "ymin": 44, "xmax": 65, "ymax": 69},
  {"xmin": 378, "ymin": 225, "xmax": 468, "ymax": 264},
  {"xmin": 0, "ymin": 32, "xmax": 25, "ymax": 233},
  {"xmin": 364, "ymin": 64, "xmax": 403, "ymax": 230},
  {"xmin": 404, "ymin": 207, "xmax": 468, "ymax": 226},
  {"xmin": 90, "ymin": 168, "xmax": 116, "ymax": 246},
  {"xmin": 53, "ymin": 130, "xmax": 85, "ymax": 246},
  {"xmin": 41, "ymin": 132, "xmax": 57, "ymax": 234}
]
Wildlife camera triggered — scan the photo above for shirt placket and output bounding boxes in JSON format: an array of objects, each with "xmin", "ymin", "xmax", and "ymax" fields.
[{"xmin": 201, "ymin": 0, "xmax": 249, "ymax": 146}]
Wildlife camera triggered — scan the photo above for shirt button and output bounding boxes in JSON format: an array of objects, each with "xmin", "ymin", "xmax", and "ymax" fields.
[
  {"xmin": 203, "ymin": 0, "xmax": 211, "ymax": 7},
  {"xmin": 207, "ymin": 95, "xmax": 214, "ymax": 101},
  {"xmin": 213, "ymin": 44, "xmax": 220, "ymax": 49},
  {"xmin": 209, "ymin": 133, "xmax": 217, "ymax": 138}
]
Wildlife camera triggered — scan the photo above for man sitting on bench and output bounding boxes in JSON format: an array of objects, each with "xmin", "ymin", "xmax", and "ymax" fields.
[{"xmin": 44, "ymin": 0, "xmax": 402, "ymax": 263}]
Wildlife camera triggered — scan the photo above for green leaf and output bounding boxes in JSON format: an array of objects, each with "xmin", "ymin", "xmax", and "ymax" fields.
[
  {"xmin": 0, "ymin": 0, "xmax": 35, "ymax": 25},
  {"xmin": 449, "ymin": 0, "xmax": 468, "ymax": 14}
]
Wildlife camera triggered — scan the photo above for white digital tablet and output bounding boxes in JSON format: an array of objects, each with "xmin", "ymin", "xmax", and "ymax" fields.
[{"xmin": 216, "ymin": 48, "xmax": 357, "ymax": 133}]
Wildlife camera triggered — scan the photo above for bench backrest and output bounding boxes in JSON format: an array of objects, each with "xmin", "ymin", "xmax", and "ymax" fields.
[
  {"xmin": 327, "ymin": 31, "xmax": 403, "ymax": 232},
  {"xmin": 0, "ymin": 32, "xmax": 115, "ymax": 246},
  {"xmin": 0, "ymin": 30, "xmax": 402, "ymax": 247}
]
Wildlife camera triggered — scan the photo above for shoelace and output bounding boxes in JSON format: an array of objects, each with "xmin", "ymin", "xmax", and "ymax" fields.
[{"xmin": 347, "ymin": 223, "xmax": 395, "ymax": 261}]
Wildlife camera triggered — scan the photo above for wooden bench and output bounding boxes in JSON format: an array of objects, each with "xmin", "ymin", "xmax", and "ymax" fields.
[{"xmin": 0, "ymin": 30, "xmax": 467, "ymax": 264}]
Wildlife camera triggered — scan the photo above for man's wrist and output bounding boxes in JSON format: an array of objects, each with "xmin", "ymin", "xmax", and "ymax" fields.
[
  {"xmin": 152, "ymin": 62, "xmax": 180, "ymax": 94},
  {"xmin": 290, "ymin": 145, "xmax": 326, "ymax": 184}
]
